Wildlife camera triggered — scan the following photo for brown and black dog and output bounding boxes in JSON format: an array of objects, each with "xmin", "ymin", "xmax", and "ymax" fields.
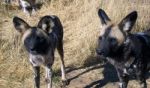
[
  {"xmin": 96, "ymin": 9, "xmax": 150, "ymax": 88},
  {"xmin": 13, "ymin": 15, "xmax": 68, "ymax": 88}
]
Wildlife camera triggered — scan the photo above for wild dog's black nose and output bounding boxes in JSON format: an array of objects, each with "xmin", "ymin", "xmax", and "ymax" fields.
[
  {"xmin": 30, "ymin": 45, "xmax": 36, "ymax": 51},
  {"xmin": 30, "ymin": 47, "xmax": 36, "ymax": 51},
  {"xmin": 30, "ymin": 46, "xmax": 38, "ymax": 55},
  {"xmin": 96, "ymin": 49, "xmax": 104, "ymax": 55}
]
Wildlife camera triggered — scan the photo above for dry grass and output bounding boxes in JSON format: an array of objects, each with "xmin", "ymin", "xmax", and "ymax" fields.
[{"xmin": 1, "ymin": 0, "xmax": 150, "ymax": 88}]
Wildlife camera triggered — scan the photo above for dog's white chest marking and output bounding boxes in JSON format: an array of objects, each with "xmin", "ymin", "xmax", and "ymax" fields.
[
  {"xmin": 29, "ymin": 54, "xmax": 45, "ymax": 66},
  {"xmin": 123, "ymin": 68, "xmax": 128, "ymax": 74}
]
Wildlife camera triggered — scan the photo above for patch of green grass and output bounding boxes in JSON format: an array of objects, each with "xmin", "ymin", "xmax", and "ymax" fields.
[
  {"xmin": 52, "ymin": 75, "xmax": 60, "ymax": 84},
  {"xmin": 51, "ymin": 69, "xmax": 62, "ymax": 87}
]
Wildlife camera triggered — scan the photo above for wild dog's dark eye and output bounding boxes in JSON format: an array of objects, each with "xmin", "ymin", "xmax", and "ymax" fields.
[
  {"xmin": 40, "ymin": 37, "xmax": 45, "ymax": 42},
  {"xmin": 99, "ymin": 36, "xmax": 102, "ymax": 40},
  {"xmin": 25, "ymin": 37, "xmax": 30, "ymax": 42},
  {"xmin": 110, "ymin": 38, "xmax": 116, "ymax": 42},
  {"xmin": 110, "ymin": 38, "xmax": 117, "ymax": 44}
]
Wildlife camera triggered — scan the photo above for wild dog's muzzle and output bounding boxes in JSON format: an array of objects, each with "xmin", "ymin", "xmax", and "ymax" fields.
[
  {"xmin": 25, "ymin": 37, "xmax": 50, "ymax": 55},
  {"xmin": 96, "ymin": 48, "xmax": 104, "ymax": 55}
]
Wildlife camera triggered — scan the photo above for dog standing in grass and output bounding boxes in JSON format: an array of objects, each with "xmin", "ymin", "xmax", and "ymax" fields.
[
  {"xmin": 13, "ymin": 15, "xmax": 68, "ymax": 88},
  {"xmin": 19, "ymin": 0, "xmax": 43, "ymax": 16},
  {"xmin": 96, "ymin": 9, "xmax": 150, "ymax": 88}
]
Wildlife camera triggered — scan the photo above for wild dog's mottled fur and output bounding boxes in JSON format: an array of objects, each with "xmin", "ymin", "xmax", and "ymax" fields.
[
  {"xmin": 5, "ymin": 0, "xmax": 11, "ymax": 4},
  {"xmin": 19, "ymin": 0, "xmax": 42, "ymax": 16},
  {"xmin": 13, "ymin": 15, "xmax": 68, "ymax": 88},
  {"xmin": 96, "ymin": 9, "xmax": 150, "ymax": 88}
]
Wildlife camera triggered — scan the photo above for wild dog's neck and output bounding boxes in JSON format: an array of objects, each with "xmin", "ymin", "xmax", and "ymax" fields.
[{"xmin": 108, "ymin": 42, "xmax": 131, "ymax": 62}]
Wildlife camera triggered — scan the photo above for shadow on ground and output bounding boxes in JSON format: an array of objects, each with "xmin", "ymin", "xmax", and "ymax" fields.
[
  {"xmin": 84, "ymin": 63, "xmax": 118, "ymax": 88},
  {"xmin": 65, "ymin": 56, "xmax": 103, "ymax": 80},
  {"xmin": 83, "ymin": 57, "xmax": 150, "ymax": 88},
  {"xmin": 55, "ymin": 55, "xmax": 150, "ymax": 88},
  {"xmin": 64, "ymin": 55, "xmax": 119, "ymax": 88}
]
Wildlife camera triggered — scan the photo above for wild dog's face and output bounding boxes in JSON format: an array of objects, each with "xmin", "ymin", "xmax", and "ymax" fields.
[
  {"xmin": 96, "ymin": 9, "xmax": 137, "ymax": 57},
  {"xmin": 13, "ymin": 16, "xmax": 53, "ymax": 55}
]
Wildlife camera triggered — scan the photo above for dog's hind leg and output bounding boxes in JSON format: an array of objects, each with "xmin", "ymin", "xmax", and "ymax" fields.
[
  {"xmin": 33, "ymin": 66, "xmax": 40, "ymax": 88},
  {"xmin": 57, "ymin": 40, "xmax": 69, "ymax": 86},
  {"xmin": 45, "ymin": 66, "xmax": 52, "ymax": 88}
]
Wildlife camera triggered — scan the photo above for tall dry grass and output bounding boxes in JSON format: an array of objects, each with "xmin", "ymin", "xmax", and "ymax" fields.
[{"xmin": 0, "ymin": 0, "xmax": 150, "ymax": 88}]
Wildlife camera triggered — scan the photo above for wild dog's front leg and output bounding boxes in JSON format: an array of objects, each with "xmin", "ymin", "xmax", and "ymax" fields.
[
  {"xmin": 45, "ymin": 66, "xmax": 52, "ymax": 88},
  {"xmin": 60, "ymin": 57, "xmax": 68, "ymax": 85},
  {"xmin": 135, "ymin": 61, "xmax": 147, "ymax": 88},
  {"xmin": 136, "ymin": 74, "xmax": 147, "ymax": 88},
  {"xmin": 33, "ymin": 66, "xmax": 40, "ymax": 88},
  {"xmin": 116, "ymin": 68, "xmax": 129, "ymax": 88}
]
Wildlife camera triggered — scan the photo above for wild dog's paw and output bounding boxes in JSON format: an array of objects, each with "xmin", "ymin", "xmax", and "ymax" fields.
[
  {"xmin": 61, "ymin": 80, "xmax": 70, "ymax": 88},
  {"xmin": 62, "ymin": 80, "xmax": 70, "ymax": 85},
  {"xmin": 45, "ymin": 78, "xmax": 50, "ymax": 83}
]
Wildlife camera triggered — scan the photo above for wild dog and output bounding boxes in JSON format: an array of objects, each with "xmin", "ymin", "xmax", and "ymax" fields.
[
  {"xmin": 13, "ymin": 15, "xmax": 68, "ymax": 88},
  {"xmin": 19, "ymin": 0, "xmax": 42, "ymax": 16},
  {"xmin": 5, "ymin": 0, "xmax": 11, "ymax": 4},
  {"xmin": 96, "ymin": 9, "xmax": 150, "ymax": 88}
]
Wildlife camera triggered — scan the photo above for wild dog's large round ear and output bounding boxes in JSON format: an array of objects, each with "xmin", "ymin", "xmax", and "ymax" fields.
[
  {"xmin": 13, "ymin": 16, "xmax": 30, "ymax": 34},
  {"xmin": 119, "ymin": 11, "xmax": 137, "ymax": 33},
  {"xmin": 98, "ymin": 9, "xmax": 111, "ymax": 25},
  {"xmin": 37, "ymin": 16, "xmax": 54, "ymax": 33}
]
